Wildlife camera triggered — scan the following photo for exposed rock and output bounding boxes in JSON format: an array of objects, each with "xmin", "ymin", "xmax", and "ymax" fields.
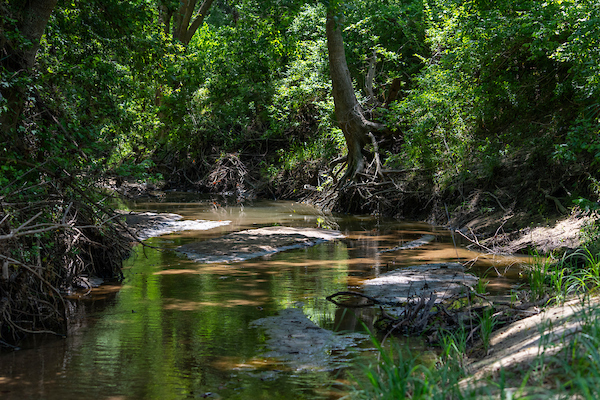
[
  {"xmin": 362, "ymin": 263, "xmax": 478, "ymax": 315},
  {"xmin": 121, "ymin": 211, "xmax": 230, "ymax": 240},
  {"xmin": 250, "ymin": 306, "xmax": 367, "ymax": 372},
  {"xmin": 178, "ymin": 226, "xmax": 344, "ymax": 263},
  {"xmin": 378, "ymin": 234, "xmax": 436, "ymax": 253}
]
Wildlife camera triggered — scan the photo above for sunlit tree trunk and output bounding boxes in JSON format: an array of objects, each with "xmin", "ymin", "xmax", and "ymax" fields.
[
  {"xmin": 326, "ymin": 10, "xmax": 385, "ymax": 181},
  {"xmin": 160, "ymin": 0, "xmax": 215, "ymax": 45},
  {"xmin": 0, "ymin": 0, "xmax": 57, "ymax": 147}
]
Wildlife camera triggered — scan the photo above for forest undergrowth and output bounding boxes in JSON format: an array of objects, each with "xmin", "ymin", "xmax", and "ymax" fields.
[{"xmin": 0, "ymin": 161, "xmax": 133, "ymax": 348}]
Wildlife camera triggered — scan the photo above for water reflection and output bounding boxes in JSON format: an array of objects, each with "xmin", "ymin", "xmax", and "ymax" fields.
[{"xmin": 0, "ymin": 196, "xmax": 527, "ymax": 399}]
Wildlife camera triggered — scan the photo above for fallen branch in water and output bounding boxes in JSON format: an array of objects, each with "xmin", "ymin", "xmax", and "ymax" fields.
[
  {"xmin": 326, "ymin": 291, "xmax": 384, "ymax": 307},
  {"xmin": 378, "ymin": 292, "xmax": 439, "ymax": 342},
  {"xmin": 455, "ymin": 228, "xmax": 495, "ymax": 253}
]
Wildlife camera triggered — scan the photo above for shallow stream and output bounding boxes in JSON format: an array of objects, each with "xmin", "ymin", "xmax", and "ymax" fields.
[{"xmin": 0, "ymin": 195, "xmax": 529, "ymax": 399}]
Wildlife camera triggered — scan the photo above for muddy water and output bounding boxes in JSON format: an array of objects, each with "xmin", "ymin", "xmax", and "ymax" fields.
[{"xmin": 0, "ymin": 195, "xmax": 528, "ymax": 399}]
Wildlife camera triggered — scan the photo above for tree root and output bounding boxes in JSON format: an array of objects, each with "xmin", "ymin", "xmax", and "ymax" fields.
[
  {"xmin": 325, "ymin": 283, "xmax": 532, "ymax": 354},
  {"xmin": 0, "ymin": 160, "xmax": 133, "ymax": 348}
]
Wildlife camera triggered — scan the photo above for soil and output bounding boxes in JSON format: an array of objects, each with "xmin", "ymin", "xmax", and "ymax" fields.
[
  {"xmin": 462, "ymin": 297, "xmax": 600, "ymax": 388},
  {"xmin": 449, "ymin": 208, "xmax": 600, "ymax": 388},
  {"xmin": 453, "ymin": 209, "xmax": 595, "ymax": 255}
]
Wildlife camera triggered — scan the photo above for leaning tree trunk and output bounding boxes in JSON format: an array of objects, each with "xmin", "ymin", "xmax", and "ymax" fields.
[
  {"xmin": 0, "ymin": 0, "xmax": 57, "ymax": 149},
  {"xmin": 326, "ymin": 11, "xmax": 384, "ymax": 181}
]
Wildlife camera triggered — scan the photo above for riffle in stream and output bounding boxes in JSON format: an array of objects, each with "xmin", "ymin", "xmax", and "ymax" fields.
[{"xmin": 0, "ymin": 195, "xmax": 529, "ymax": 399}]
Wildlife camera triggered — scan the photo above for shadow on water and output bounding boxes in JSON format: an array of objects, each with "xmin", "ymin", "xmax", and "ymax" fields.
[{"xmin": 0, "ymin": 194, "xmax": 529, "ymax": 399}]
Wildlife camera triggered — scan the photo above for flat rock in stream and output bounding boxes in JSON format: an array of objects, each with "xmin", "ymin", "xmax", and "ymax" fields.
[
  {"xmin": 178, "ymin": 226, "xmax": 344, "ymax": 263},
  {"xmin": 363, "ymin": 263, "xmax": 478, "ymax": 309},
  {"xmin": 379, "ymin": 234, "xmax": 436, "ymax": 253},
  {"xmin": 121, "ymin": 211, "xmax": 231, "ymax": 240},
  {"xmin": 250, "ymin": 307, "xmax": 367, "ymax": 372}
]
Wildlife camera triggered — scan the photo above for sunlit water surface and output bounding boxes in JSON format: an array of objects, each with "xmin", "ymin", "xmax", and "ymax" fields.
[{"xmin": 0, "ymin": 195, "xmax": 529, "ymax": 399}]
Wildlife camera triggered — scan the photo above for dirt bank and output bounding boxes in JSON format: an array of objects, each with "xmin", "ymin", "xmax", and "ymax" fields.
[
  {"xmin": 453, "ymin": 209, "xmax": 597, "ymax": 256},
  {"xmin": 452, "ymin": 210, "xmax": 600, "ymax": 390},
  {"xmin": 463, "ymin": 296, "xmax": 600, "ymax": 386}
]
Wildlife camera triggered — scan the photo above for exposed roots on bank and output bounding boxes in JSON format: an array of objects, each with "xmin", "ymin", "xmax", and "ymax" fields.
[
  {"xmin": 305, "ymin": 166, "xmax": 432, "ymax": 218},
  {"xmin": 0, "ymin": 163, "xmax": 133, "ymax": 348}
]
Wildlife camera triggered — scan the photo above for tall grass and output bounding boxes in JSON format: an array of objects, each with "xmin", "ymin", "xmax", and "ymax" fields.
[
  {"xmin": 439, "ymin": 324, "xmax": 468, "ymax": 366},
  {"xmin": 475, "ymin": 276, "xmax": 489, "ymax": 295},
  {"xmin": 563, "ymin": 248, "xmax": 600, "ymax": 294},
  {"xmin": 526, "ymin": 252, "xmax": 555, "ymax": 301},
  {"xmin": 478, "ymin": 308, "xmax": 497, "ymax": 354},
  {"xmin": 359, "ymin": 337, "xmax": 434, "ymax": 399},
  {"xmin": 357, "ymin": 304, "xmax": 600, "ymax": 400},
  {"xmin": 354, "ymin": 327, "xmax": 485, "ymax": 399},
  {"xmin": 525, "ymin": 248, "xmax": 600, "ymax": 304}
]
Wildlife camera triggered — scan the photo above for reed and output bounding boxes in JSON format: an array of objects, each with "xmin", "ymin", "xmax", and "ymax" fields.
[{"xmin": 478, "ymin": 308, "xmax": 497, "ymax": 354}]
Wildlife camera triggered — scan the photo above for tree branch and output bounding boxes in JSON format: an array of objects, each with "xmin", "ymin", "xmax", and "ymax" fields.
[{"xmin": 184, "ymin": 0, "xmax": 215, "ymax": 44}]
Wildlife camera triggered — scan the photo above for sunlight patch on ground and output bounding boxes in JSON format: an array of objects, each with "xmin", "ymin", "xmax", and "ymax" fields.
[{"xmin": 463, "ymin": 297, "xmax": 600, "ymax": 385}]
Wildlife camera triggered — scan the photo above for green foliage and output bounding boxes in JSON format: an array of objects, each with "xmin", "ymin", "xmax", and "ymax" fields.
[
  {"xmin": 7, "ymin": 0, "xmax": 600, "ymax": 201},
  {"xmin": 478, "ymin": 307, "xmax": 497, "ymax": 354},
  {"xmin": 555, "ymin": 114, "xmax": 600, "ymax": 165},
  {"xmin": 563, "ymin": 249, "xmax": 600, "ymax": 294},
  {"xmin": 266, "ymin": 4, "xmax": 330, "ymax": 139},
  {"xmin": 358, "ymin": 337, "xmax": 434, "ymax": 399},
  {"xmin": 173, "ymin": 13, "xmax": 291, "ymax": 154},
  {"xmin": 173, "ymin": 2, "xmax": 344, "ymax": 185},
  {"xmin": 523, "ymin": 246, "xmax": 600, "ymax": 305},
  {"xmin": 343, "ymin": 0, "xmax": 428, "ymax": 94},
  {"xmin": 438, "ymin": 324, "xmax": 468, "ymax": 367},
  {"xmin": 526, "ymin": 253, "xmax": 555, "ymax": 301},
  {"xmin": 475, "ymin": 277, "xmax": 489, "ymax": 295},
  {"xmin": 30, "ymin": 0, "xmax": 166, "ymax": 174},
  {"xmin": 382, "ymin": 0, "xmax": 600, "ymax": 192}
]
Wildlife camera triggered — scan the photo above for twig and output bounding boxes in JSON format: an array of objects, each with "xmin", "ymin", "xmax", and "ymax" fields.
[
  {"xmin": 326, "ymin": 291, "xmax": 383, "ymax": 307},
  {"xmin": 484, "ymin": 191, "xmax": 507, "ymax": 212},
  {"xmin": 455, "ymin": 228, "xmax": 495, "ymax": 253},
  {"xmin": 0, "ymin": 254, "xmax": 68, "ymax": 334}
]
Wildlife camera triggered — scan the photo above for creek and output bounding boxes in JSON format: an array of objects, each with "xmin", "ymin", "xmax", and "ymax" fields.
[{"xmin": 0, "ymin": 194, "xmax": 528, "ymax": 399}]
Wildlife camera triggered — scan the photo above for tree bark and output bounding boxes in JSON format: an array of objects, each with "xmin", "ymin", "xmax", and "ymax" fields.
[
  {"xmin": 326, "ymin": 11, "xmax": 385, "ymax": 181},
  {"xmin": 0, "ymin": 0, "xmax": 58, "ymax": 144},
  {"xmin": 170, "ymin": 0, "xmax": 215, "ymax": 45}
]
